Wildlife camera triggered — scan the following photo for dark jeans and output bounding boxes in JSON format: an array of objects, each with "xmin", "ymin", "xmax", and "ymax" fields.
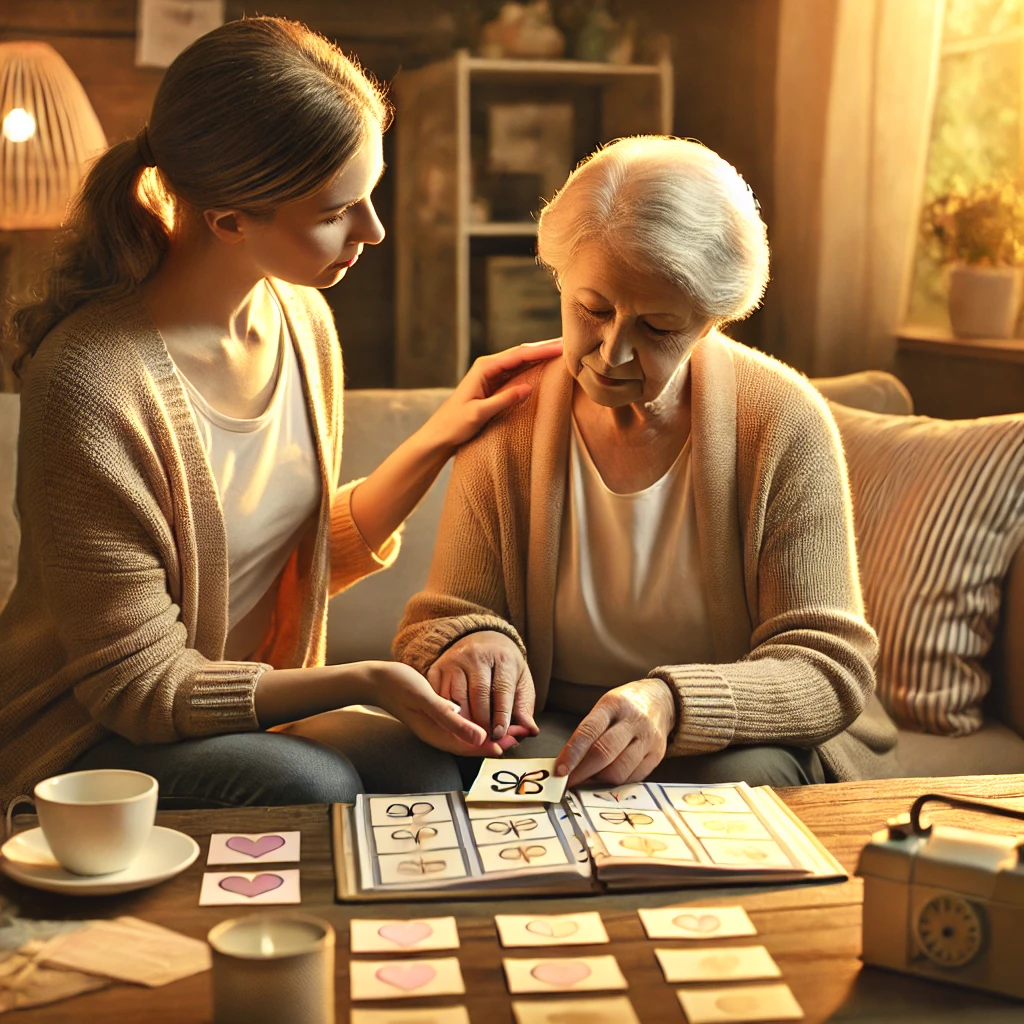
[
  {"xmin": 70, "ymin": 710, "xmax": 463, "ymax": 809},
  {"xmin": 473, "ymin": 710, "xmax": 827, "ymax": 787}
]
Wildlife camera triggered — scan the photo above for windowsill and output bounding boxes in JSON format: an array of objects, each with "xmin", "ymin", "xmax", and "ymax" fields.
[{"xmin": 897, "ymin": 326, "xmax": 1024, "ymax": 364}]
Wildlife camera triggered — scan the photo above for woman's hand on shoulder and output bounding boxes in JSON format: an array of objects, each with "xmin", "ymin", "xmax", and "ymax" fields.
[
  {"xmin": 427, "ymin": 339, "xmax": 563, "ymax": 451},
  {"xmin": 426, "ymin": 630, "xmax": 539, "ymax": 743},
  {"xmin": 554, "ymin": 678, "xmax": 676, "ymax": 787}
]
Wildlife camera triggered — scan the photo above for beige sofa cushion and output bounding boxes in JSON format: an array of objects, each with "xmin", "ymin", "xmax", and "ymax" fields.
[
  {"xmin": 326, "ymin": 388, "xmax": 452, "ymax": 664},
  {"xmin": 895, "ymin": 721, "xmax": 1024, "ymax": 777},
  {"xmin": 999, "ymin": 547, "xmax": 1024, "ymax": 736},
  {"xmin": 830, "ymin": 403, "xmax": 1024, "ymax": 736},
  {"xmin": 811, "ymin": 370, "xmax": 913, "ymax": 416}
]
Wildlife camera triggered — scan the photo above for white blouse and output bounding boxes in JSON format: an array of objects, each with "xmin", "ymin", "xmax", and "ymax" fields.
[
  {"xmin": 552, "ymin": 416, "xmax": 717, "ymax": 688},
  {"xmin": 175, "ymin": 293, "xmax": 321, "ymax": 632}
]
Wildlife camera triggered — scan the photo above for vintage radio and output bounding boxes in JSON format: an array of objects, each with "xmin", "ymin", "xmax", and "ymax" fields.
[{"xmin": 857, "ymin": 794, "xmax": 1024, "ymax": 1000}]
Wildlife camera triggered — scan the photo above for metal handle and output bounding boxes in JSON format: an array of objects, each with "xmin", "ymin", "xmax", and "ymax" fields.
[
  {"xmin": 2, "ymin": 794, "xmax": 34, "ymax": 842},
  {"xmin": 910, "ymin": 793, "xmax": 1024, "ymax": 838}
]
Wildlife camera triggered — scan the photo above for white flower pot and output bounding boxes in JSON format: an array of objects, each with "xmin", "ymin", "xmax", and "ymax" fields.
[{"xmin": 948, "ymin": 264, "xmax": 1023, "ymax": 339}]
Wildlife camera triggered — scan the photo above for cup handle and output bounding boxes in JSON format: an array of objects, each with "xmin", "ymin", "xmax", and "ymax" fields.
[{"xmin": 3, "ymin": 795, "xmax": 35, "ymax": 842}]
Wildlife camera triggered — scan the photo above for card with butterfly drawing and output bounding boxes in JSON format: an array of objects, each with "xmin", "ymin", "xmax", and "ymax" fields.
[
  {"xmin": 465, "ymin": 757, "xmax": 568, "ymax": 805},
  {"xmin": 331, "ymin": 781, "xmax": 845, "ymax": 901}
]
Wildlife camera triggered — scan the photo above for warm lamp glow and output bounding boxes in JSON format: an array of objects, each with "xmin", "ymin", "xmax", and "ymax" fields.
[
  {"xmin": 2, "ymin": 107, "xmax": 36, "ymax": 143},
  {"xmin": 0, "ymin": 42, "xmax": 107, "ymax": 229}
]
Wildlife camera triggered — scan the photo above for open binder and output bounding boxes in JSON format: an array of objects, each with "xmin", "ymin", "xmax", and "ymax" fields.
[{"xmin": 331, "ymin": 781, "xmax": 845, "ymax": 902}]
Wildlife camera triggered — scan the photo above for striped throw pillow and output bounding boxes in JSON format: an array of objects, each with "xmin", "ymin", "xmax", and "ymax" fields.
[{"xmin": 830, "ymin": 403, "xmax": 1024, "ymax": 736}]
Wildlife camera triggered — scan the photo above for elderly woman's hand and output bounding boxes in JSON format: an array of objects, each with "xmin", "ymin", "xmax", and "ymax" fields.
[
  {"xmin": 426, "ymin": 630, "xmax": 540, "ymax": 742},
  {"xmin": 554, "ymin": 679, "xmax": 676, "ymax": 786}
]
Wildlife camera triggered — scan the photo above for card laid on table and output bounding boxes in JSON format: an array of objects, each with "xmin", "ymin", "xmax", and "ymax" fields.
[
  {"xmin": 350, "ymin": 957, "xmax": 466, "ymax": 1001},
  {"xmin": 351, "ymin": 1008, "xmax": 470, "ymax": 1024},
  {"xmin": 466, "ymin": 758, "xmax": 568, "ymax": 804},
  {"xmin": 495, "ymin": 912, "xmax": 608, "ymax": 948},
  {"xmin": 503, "ymin": 954, "xmax": 627, "ymax": 994},
  {"xmin": 40, "ymin": 917, "xmax": 210, "ymax": 987},
  {"xmin": 207, "ymin": 831, "xmax": 300, "ymax": 865},
  {"xmin": 655, "ymin": 945, "xmax": 781, "ymax": 983},
  {"xmin": 350, "ymin": 917, "xmax": 460, "ymax": 954},
  {"xmin": 512, "ymin": 995, "xmax": 641, "ymax": 1024},
  {"xmin": 676, "ymin": 982, "xmax": 804, "ymax": 1023},
  {"xmin": 638, "ymin": 906, "xmax": 757, "ymax": 940},
  {"xmin": 198, "ymin": 868, "xmax": 300, "ymax": 906}
]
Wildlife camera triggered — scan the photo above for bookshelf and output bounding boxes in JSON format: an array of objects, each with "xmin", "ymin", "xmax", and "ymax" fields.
[{"xmin": 393, "ymin": 49, "xmax": 673, "ymax": 387}]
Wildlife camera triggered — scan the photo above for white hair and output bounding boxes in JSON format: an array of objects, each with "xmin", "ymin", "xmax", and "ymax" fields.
[{"xmin": 536, "ymin": 136, "xmax": 770, "ymax": 323}]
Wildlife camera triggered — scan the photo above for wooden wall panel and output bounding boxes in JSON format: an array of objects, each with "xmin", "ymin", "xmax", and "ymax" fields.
[
  {"xmin": 2, "ymin": 1, "xmax": 780, "ymax": 386},
  {"xmin": 629, "ymin": 0, "xmax": 780, "ymax": 355}
]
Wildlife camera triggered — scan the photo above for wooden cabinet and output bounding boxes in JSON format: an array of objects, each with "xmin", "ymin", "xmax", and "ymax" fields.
[
  {"xmin": 896, "ymin": 327, "xmax": 1024, "ymax": 419},
  {"xmin": 393, "ymin": 50, "xmax": 673, "ymax": 387}
]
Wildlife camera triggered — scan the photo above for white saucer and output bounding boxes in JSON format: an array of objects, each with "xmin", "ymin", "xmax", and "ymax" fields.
[{"xmin": 0, "ymin": 825, "xmax": 199, "ymax": 895}]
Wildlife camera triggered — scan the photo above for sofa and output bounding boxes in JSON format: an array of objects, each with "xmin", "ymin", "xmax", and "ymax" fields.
[{"xmin": 1, "ymin": 370, "xmax": 1022, "ymax": 779}]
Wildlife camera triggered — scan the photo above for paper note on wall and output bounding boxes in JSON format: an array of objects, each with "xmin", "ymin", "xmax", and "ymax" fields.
[{"xmin": 136, "ymin": 0, "xmax": 225, "ymax": 68}]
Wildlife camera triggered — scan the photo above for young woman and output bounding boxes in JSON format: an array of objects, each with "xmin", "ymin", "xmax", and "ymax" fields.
[
  {"xmin": 396, "ymin": 137, "xmax": 899, "ymax": 788},
  {"xmin": 0, "ymin": 16, "xmax": 559, "ymax": 810}
]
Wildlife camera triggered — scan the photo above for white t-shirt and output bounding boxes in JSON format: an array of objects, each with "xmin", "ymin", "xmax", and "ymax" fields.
[
  {"xmin": 552, "ymin": 416, "xmax": 717, "ymax": 688},
  {"xmin": 175, "ymin": 295, "xmax": 321, "ymax": 633}
]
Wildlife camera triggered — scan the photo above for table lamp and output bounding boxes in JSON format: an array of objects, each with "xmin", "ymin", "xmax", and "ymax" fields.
[{"xmin": 0, "ymin": 41, "xmax": 107, "ymax": 230}]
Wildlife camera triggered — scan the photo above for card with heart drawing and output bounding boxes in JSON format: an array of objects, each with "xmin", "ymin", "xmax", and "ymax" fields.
[
  {"xmin": 655, "ymin": 945, "xmax": 781, "ymax": 983},
  {"xmin": 206, "ymin": 831, "xmax": 301, "ymax": 865},
  {"xmin": 638, "ymin": 905, "xmax": 757, "ymax": 940},
  {"xmin": 495, "ymin": 912, "xmax": 609, "ymax": 948},
  {"xmin": 198, "ymin": 868, "xmax": 300, "ymax": 906},
  {"xmin": 511, "ymin": 995, "xmax": 641, "ymax": 1024},
  {"xmin": 350, "ymin": 916, "xmax": 460, "ymax": 954},
  {"xmin": 676, "ymin": 981, "xmax": 804, "ymax": 1023},
  {"xmin": 349, "ymin": 957, "xmax": 466, "ymax": 1001},
  {"xmin": 503, "ymin": 954, "xmax": 627, "ymax": 994},
  {"xmin": 351, "ymin": 1008, "xmax": 470, "ymax": 1024}
]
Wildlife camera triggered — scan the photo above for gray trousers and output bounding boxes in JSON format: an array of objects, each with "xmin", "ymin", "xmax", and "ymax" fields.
[
  {"xmin": 70, "ymin": 710, "xmax": 463, "ymax": 808},
  {"xmin": 71, "ymin": 707, "xmax": 825, "ymax": 809}
]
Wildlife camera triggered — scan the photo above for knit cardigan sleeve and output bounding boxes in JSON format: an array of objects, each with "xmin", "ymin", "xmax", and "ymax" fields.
[
  {"xmin": 22, "ymin": 362, "xmax": 266, "ymax": 745},
  {"xmin": 650, "ymin": 388, "xmax": 879, "ymax": 757},
  {"xmin": 392, "ymin": 422, "xmax": 529, "ymax": 672},
  {"xmin": 328, "ymin": 479, "xmax": 401, "ymax": 595}
]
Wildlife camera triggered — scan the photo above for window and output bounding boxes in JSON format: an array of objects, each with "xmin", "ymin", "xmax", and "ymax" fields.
[{"xmin": 906, "ymin": 0, "xmax": 1024, "ymax": 328}]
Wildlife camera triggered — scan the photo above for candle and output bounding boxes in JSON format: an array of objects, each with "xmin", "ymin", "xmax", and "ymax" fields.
[{"xmin": 208, "ymin": 913, "xmax": 335, "ymax": 1024}]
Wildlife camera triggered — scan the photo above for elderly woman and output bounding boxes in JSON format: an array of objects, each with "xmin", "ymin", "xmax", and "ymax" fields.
[{"xmin": 394, "ymin": 136, "xmax": 899, "ymax": 788}]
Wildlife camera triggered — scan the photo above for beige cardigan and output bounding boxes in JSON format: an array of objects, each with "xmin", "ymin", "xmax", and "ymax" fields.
[
  {"xmin": 395, "ymin": 332, "xmax": 899, "ymax": 781},
  {"xmin": 0, "ymin": 282, "xmax": 398, "ymax": 806}
]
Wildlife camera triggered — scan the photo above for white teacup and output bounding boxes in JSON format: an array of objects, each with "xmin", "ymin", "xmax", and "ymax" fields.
[{"xmin": 34, "ymin": 769, "xmax": 158, "ymax": 875}]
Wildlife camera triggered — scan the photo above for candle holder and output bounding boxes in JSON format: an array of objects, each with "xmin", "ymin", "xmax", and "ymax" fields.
[{"xmin": 208, "ymin": 912, "xmax": 335, "ymax": 1024}]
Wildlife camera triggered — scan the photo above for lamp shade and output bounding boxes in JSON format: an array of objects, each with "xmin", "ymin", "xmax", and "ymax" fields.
[{"xmin": 0, "ymin": 41, "xmax": 107, "ymax": 230}]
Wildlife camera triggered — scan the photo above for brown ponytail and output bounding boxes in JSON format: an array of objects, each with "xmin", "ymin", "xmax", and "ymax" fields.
[{"xmin": 5, "ymin": 16, "xmax": 389, "ymax": 379}]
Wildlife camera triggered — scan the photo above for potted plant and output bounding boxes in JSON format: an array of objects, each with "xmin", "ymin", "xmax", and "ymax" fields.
[{"xmin": 921, "ymin": 178, "xmax": 1024, "ymax": 339}]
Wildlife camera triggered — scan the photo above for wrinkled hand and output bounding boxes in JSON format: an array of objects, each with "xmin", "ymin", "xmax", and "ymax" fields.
[
  {"xmin": 428, "ymin": 340, "xmax": 563, "ymax": 450},
  {"xmin": 427, "ymin": 630, "xmax": 539, "ymax": 743},
  {"xmin": 554, "ymin": 679, "xmax": 676, "ymax": 787},
  {"xmin": 369, "ymin": 661, "xmax": 510, "ymax": 757}
]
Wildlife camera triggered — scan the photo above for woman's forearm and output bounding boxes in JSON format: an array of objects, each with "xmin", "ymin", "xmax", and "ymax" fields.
[
  {"xmin": 349, "ymin": 425, "xmax": 453, "ymax": 553},
  {"xmin": 254, "ymin": 661, "xmax": 381, "ymax": 728}
]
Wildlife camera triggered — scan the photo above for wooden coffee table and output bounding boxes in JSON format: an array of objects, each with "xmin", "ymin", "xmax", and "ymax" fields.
[{"xmin": 3, "ymin": 775, "xmax": 1024, "ymax": 1023}]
